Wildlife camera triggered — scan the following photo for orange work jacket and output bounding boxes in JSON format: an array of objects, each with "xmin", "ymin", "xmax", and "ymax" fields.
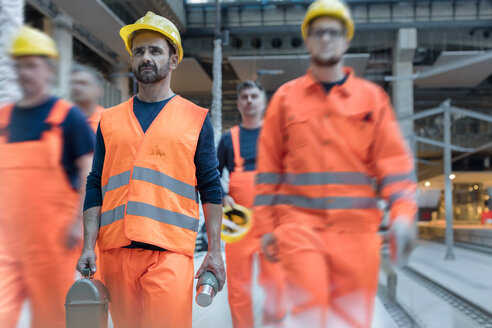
[
  {"xmin": 87, "ymin": 105, "xmax": 104, "ymax": 132},
  {"xmin": 0, "ymin": 100, "xmax": 79, "ymax": 253},
  {"xmin": 98, "ymin": 96, "xmax": 208, "ymax": 256},
  {"xmin": 254, "ymin": 67, "xmax": 417, "ymax": 235}
]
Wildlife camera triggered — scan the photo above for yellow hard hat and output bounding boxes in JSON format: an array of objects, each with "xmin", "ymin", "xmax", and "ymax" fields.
[
  {"xmin": 119, "ymin": 11, "xmax": 183, "ymax": 62},
  {"xmin": 9, "ymin": 25, "xmax": 59, "ymax": 59},
  {"xmin": 221, "ymin": 204, "xmax": 252, "ymax": 243},
  {"xmin": 301, "ymin": 0, "xmax": 354, "ymax": 41}
]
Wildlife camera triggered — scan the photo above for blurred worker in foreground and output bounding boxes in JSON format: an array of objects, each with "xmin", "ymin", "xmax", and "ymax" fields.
[
  {"xmin": 77, "ymin": 11, "xmax": 226, "ymax": 328},
  {"xmin": 0, "ymin": 26, "xmax": 94, "ymax": 328},
  {"xmin": 70, "ymin": 64, "xmax": 105, "ymax": 133},
  {"xmin": 217, "ymin": 81, "xmax": 285, "ymax": 328},
  {"xmin": 254, "ymin": 0, "xmax": 417, "ymax": 327}
]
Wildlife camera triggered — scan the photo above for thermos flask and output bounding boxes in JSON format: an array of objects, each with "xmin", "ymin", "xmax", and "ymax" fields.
[{"xmin": 196, "ymin": 270, "xmax": 219, "ymax": 307}]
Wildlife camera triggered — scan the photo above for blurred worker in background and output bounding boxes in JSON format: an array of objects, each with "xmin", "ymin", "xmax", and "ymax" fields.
[
  {"xmin": 70, "ymin": 64, "xmax": 105, "ymax": 133},
  {"xmin": 217, "ymin": 80, "xmax": 285, "ymax": 328},
  {"xmin": 70, "ymin": 64, "xmax": 105, "ymax": 280},
  {"xmin": 77, "ymin": 11, "xmax": 225, "ymax": 328},
  {"xmin": 0, "ymin": 26, "xmax": 94, "ymax": 328},
  {"xmin": 254, "ymin": 0, "xmax": 417, "ymax": 327}
]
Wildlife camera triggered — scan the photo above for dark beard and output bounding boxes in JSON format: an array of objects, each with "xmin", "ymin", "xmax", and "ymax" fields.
[
  {"xmin": 311, "ymin": 55, "xmax": 342, "ymax": 67},
  {"xmin": 133, "ymin": 61, "xmax": 170, "ymax": 84}
]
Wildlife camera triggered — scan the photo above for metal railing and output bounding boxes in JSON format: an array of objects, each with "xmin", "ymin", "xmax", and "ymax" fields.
[{"xmin": 402, "ymin": 100, "xmax": 492, "ymax": 260}]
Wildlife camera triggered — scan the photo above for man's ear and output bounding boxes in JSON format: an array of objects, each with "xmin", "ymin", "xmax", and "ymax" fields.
[{"xmin": 169, "ymin": 54, "xmax": 179, "ymax": 70}]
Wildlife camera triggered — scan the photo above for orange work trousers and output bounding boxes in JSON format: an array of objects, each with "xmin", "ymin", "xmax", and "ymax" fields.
[
  {"xmin": 225, "ymin": 233, "xmax": 285, "ymax": 328},
  {"xmin": 274, "ymin": 223, "xmax": 381, "ymax": 328},
  {"xmin": 100, "ymin": 248, "xmax": 194, "ymax": 328},
  {"xmin": 0, "ymin": 229, "xmax": 79, "ymax": 328}
]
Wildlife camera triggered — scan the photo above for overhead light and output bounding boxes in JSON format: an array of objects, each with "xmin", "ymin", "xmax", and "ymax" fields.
[
  {"xmin": 449, "ymin": 174, "xmax": 456, "ymax": 180},
  {"xmin": 424, "ymin": 181, "xmax": 431, "ymax": 187},
  {"xmin": 485, "ymin": 195, "xmax": 490, "ymax": 200},
  {"xmin": 474, "ymin": 185, "xmax": 479, "ymax": 190},
  {"xmin": 469, "ymin": 187, "xmax": 474, "ymax": 192}
]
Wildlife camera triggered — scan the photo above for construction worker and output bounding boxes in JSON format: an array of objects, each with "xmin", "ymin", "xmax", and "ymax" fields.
[
  {"xmin": 254, "ymin": 0, "xmax": 417, "ymax": 327},
  {"xmin": 76, "ymin": 12, "xmax": 226, "ymax": 328},
  {"xmin": 218, "ymin": 81, "xmax": 285, "ymax": 328},
  {"xmin": 70, "ymin": 64, "xmax": 105, "ymax": 133},
  {"xmin": 70, "ymin": 64, "xmax": 105, "ymax": 281},
  {"xmin": 0, "ymin": 26, "xmax": 94, "ymax": 328}
]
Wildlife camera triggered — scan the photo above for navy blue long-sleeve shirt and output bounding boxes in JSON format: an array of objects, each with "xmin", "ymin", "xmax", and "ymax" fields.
[{"xmin": 84, "ymin": 96, "xmax": 222, "ymax": 212}]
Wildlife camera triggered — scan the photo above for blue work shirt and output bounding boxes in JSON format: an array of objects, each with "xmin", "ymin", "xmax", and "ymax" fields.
[
  {"xmin": 217, "ymin": 125, "xmax": 261, "ymax": 196},
  {"xmin": 217, "ymin": 125, "xmax": 260, "ymax": 174}
]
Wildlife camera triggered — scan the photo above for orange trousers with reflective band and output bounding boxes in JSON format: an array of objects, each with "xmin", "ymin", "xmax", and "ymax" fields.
[
  {"xmin": 274, "ymin": 223, "xmax": 381, "ymax": 328},
  {"xmin": 100, "ymin": 248, "xmax": 194, "ymax": 328},
  {"xmin": 0, "ymin": 101, "xmax": 79, "ymax": 328},
  {"xmin": 225, "ymin": 126, "xmax": 285, "ymax": 328}
]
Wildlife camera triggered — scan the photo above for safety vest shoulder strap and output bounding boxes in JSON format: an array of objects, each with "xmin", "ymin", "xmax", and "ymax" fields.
[
  {"xmin": 45, "ymin": 99, "xmax": 73, "ymax": 126},
  {"xmin": 86, "ymin": 105, "xmax": 104, "ymax": 132},
  {"xmin": 169, "ymin": 95, "xmax": 209, "ymax": 124},
  {"xmin": 230, "ymin": 125, "xmax": 244, "ymax": 172},
  {"xmin": 0, "ymin": 104, "xmax": 14, "ymax": 128}
]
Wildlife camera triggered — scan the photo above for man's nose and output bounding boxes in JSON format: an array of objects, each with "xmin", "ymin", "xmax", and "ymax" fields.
[{"xmin": 142, "ymin": 50, "xmax": 152, "ymax": 62}]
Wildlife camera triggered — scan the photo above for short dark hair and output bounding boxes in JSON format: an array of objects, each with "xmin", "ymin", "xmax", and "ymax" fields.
[
  {"xmin": 236, "ymin": 80, "xmax": 265, "ymax": 98},
  {"xmin": 71, "ymin": 64, "xmax": 104, "ymax": 87},
  {"xmin": 130, "ymin": 30, "xmax": 176, "ymax": 57}
]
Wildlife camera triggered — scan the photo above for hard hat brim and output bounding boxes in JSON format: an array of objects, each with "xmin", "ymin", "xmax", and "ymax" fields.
[
  {"xmin": 221, "ymin": 204, "xmax": 253, "ymax": 243},
  {"xmin": 9, "ymin": 50, "xmax": 59, "ymax": 59},
  {"xmin": 119, "ymin": 23, "xmax": 183, "ymax": 62}
]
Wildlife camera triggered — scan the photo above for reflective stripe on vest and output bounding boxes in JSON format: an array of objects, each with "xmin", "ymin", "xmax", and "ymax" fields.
[
  {"xmin": 131, "ymin": 167, "xmax": 198, "ymax": 203},
  {"xmin": 102, "ymin": 170, "xmax": 131, "ymax": 199},
  {"xmin": 101, "ymin": 204, "xmax": 126, "ymax": 227},
  {"xmin": 100, "ymin": 202, "xmax": 200, "ymax": 232},
  {"xmin": 125, "ymin": 201, "xmax": 199, "ymax": 231},
  {"xmin": 388, "ymin": 190, "xmax": 417, "ymax": 208},
  {"xmin": 254, "ymin": 194, "xmax": 378, "ymax": 210},
  {"xmin": 379, "ymin": 171, "xmax": 416, "ymax": 190},
  {"xmin": 256, "ymin": 171, "xmax": 373, "ymax": 186},
  {"xmin": 102, "ymin": 167, "xmax": 198, "ymax": 203}
]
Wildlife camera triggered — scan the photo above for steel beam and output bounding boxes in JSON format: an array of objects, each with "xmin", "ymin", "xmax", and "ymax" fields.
[
  {"xmin": 443, "ymin": 107, "xmax": 455, "ymax": 260},
  {"xmin": 413, "ymin": 136, "xmax": 474, "ymax": 153}
]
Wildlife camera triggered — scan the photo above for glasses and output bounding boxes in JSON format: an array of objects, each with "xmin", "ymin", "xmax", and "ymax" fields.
[{"xmin": 308, "ymin": 28, "xmax": 346, "ymax": 40}]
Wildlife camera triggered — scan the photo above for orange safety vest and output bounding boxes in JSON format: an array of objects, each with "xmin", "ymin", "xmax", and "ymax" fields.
[
  {"xmin": 87, "ymin": 105, "xmax": 104, "ymax": 132},
  {"xmin": 228, "ymin": 125, "xmax": 256, "ymax": 208},
  {"xmin": 254, "ymin": 67, "xmax": 416, "ymax": 234},
  {"xmin": 98, "ymin": 96, "xmax": 208, "ymax": 256},
  {"xmin": 0, "ymin": 99, "xmax": 79, "ymax": 251}
]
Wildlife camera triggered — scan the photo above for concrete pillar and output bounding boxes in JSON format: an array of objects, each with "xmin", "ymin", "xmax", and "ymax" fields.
[
  {"xmin": 53, "ymin": 14, "xmax": 73, "ymax": 99},
  {"xmin": 0, "ymin": 0, "xmax": 23, "ymax": 103},
  {"xmin": 111, "ymin": 63, "xmax": 131, "ymax": 102},
  {"xmin": 392, "ymin": 28, "xmax": 417, "ymax": 152}
]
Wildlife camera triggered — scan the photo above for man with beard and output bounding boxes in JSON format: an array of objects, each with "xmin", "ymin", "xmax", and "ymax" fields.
[
  {"xmin": 255, "ymin": 0, "xmax": 417, "ymax": 327},
  {"xmin": 217, "ymin": 81, "xmax": 285, "ymax": 328},
  {"xmin": 77, "ymin": 12, "xmax": 225, "ymax": 328}
]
